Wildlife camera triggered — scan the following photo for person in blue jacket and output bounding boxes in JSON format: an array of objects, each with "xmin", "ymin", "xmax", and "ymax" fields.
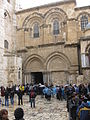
[{"xmin": 76, "ymin": 97, "xmax": 90, "ymax": 120}]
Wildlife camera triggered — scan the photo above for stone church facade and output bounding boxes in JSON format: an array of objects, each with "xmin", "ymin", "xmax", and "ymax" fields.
[
  {"xmin": 0, "ymin": 0, "xmax": 90, "ymax": 86},
  {"xmin": 15, "ymin": 0, "xmax": 90, "ymax": 85}
]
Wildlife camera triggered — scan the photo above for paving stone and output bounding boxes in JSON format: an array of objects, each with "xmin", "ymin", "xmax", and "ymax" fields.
[{"xmin": 0, "ymin": 95, "xmax": 69, "ymax": 120}]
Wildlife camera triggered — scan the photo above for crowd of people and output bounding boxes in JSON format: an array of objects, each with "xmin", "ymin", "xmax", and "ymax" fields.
[{"xmin": 0, "ymin": 82, "xmax": 90, "ymax": 120}]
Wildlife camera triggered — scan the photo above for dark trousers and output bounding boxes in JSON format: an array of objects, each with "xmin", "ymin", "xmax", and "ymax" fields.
[
  {"xmin": 18, "ymin": 97, "xmax": 23, "ymax": 105},
  {"xmin": 30, "ymin": 98, "xmax": 35, "ymax": 108}
]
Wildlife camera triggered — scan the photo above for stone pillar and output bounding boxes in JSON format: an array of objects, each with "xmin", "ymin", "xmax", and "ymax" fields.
[
  {"xmin": 29, "ymin": 73, "xmax": 31, "ymax": 84},
  {"xmin": 47, "ymin": 71, "xmax": 52, "ymax": 85},
  {"xmin": 43, "ymin": 72, "xmax": 48, "ymax": 84},
  {"xmin": 24, "ymin": 74, "xmax": 27, "ymax": 85}
]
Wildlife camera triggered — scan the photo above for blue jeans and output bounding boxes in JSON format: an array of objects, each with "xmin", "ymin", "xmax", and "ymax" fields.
[
  {"xmin": 10, "ymin": 97, "xmax": 14, "ymax": 105},
  {"xmin": 30, "ymin": 98, "xmax": 35, "ymax": 108},
  {"xmin": 5, "ymin": 99, "xmax": 9, "ymax": 106}
]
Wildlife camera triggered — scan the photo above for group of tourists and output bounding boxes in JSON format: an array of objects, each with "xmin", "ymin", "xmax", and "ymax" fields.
[
  {"xmin": 65, "ymin": 83, "xmax": 90, "ymax": 120},
  {"xmin": 0, "ymin": 82, "xmax": 90, "ymax": 120}
]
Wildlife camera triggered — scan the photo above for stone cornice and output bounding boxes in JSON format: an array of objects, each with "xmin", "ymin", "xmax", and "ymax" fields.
[
  {"xmin": 26, "ymin": 41, "xmax": 65, "ymax": 49},
  {"xmin": 64, "ymin": 43, "xmax": 78, "ymax": 47},
  {"xmin": 24, "ymin": 41, "xmax": 78, "ymax": 50},
  {"xmin": 79, "ymin": 36, "xmax": 90, "ymax": 41},
  {"xmin": 82, "ymin": 67, "xmax": 90, "ymax": 69},
  {"xmin": 17, "ymin": 47, "xmax": 28, "ymax": 53},
  {"xmin": 15, "ymin": 0, "xmax": 76, "ymax": 14},
  {"xmin": 75, "ymin": 6, "xmax": 90, "ymax": 11}
]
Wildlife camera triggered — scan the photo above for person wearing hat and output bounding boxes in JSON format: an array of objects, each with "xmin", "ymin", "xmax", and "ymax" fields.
[{"xmin": 14, "ymin": 107, "xmax": 24, "ymax": 120}]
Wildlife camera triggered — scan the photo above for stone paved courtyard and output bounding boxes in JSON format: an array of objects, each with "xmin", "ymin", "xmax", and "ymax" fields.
[{"xmin": 0, "ymin": 95, "xmax": 68, "ymax": 120}]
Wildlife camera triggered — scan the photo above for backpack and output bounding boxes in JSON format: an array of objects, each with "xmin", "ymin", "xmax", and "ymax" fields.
[
  {"xmin": 30, "ymin": 91, "xmax": 35, "ymax": 98},
  {"xmin": 47, "ymin": 89, "xmax": 51, "ymax": 96}
]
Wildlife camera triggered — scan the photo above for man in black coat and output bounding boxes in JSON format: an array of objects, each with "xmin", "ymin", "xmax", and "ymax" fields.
[{"xmin": 17, "ymin": 89, "xmax": 23, "ymax": 105}]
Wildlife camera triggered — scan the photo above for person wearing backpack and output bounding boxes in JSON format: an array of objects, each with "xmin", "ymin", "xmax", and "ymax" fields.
[{"xmin": 29, "ymin": 88, "xmax": 36, "ymax": 108}]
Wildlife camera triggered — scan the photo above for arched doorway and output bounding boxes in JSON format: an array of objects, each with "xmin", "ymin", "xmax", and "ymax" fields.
[
  {"xmin": 31, "ymin": 72, "xmax": 43, "ymax": 84},
  {"xmin": 23, "ymin": 54, "xmax": 45, "ymax": 84},
  {"xmin": 46, "ymin": 52, "xmax": 71, "ymax": 85}
]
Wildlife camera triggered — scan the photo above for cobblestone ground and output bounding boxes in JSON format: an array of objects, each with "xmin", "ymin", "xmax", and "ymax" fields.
[{"xmin": 0, "ymin": 95, "xmax": 69, "ymax": 120}]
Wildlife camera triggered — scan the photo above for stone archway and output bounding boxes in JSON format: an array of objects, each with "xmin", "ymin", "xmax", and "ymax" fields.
[
  {"xmin": 46, "ymin": 52, "xmax": 70, "ymax": 85},
  {"xmin": 23, "ymin": 54, "xmax": 45, "ymax": 84}
]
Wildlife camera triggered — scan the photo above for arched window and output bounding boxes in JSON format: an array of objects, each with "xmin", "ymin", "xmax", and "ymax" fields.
[
  {"xmin": 53, "ymin": 20, "xmax": 59, "ymax": 35},
  {"xmin": 4, "ymin": 40, "xmax": 8, "ymax": 49},
  {"xmin": 33, "ymin": 23, "xmax": 39, "ymax": 38},
  {"xmin": 80, "ymin": 15, "xmax": 88, "ymax": 30}
]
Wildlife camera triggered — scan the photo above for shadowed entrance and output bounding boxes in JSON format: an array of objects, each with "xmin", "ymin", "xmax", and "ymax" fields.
[{"xmin": 31, "ymin": 72, "xmax": 43, "ymax": 84}]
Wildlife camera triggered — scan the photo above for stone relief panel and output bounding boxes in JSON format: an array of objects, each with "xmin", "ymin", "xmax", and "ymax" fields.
[
  {"xmin": 25, "ymin": 59, "xmax": 44, "ymax": 72},
  {"xmin": 22, "ymin": 12, "xmax": 44, "ymax": 28},
  {"xmin": 47, "ymin": 57, "xmax": 67, "ymax": 71}
]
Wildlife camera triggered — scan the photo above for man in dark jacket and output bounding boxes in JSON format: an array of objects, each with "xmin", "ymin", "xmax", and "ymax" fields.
[
  {"xmin": 17, "ymin": 89, "xmax": 23, "ymax": 105},
  {"xmin": 4, "ymin": 88, "xmax": 9, "ymax": 106},
  {"xmin": 10, "ymin": 88, "xmax": 14, "ymax": 105}
]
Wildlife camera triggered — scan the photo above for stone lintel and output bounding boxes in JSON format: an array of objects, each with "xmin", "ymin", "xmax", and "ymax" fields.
[
  {"xmin": 17, "ymin": 48, "xmax": 28, "ymax": 53},
  {"xmin": 79, "ymin": 36, "xmax": 90, "ymax": 41},
  {"xmin": 64, "ymin": 43, "xmax": 78, "ymax": 47},
  {"xmin": 82, "ymin": 67, "xmax": 90, "ymax": 70},
  {"xmin": 4, "ymin": 54, "xmax": 15, "ymax": 57}
]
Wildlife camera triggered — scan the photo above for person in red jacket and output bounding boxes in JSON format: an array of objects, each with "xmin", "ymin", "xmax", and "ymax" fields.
[{"xmin": 29, "ymin": 88, "xmax": 36, "ymax": 108}]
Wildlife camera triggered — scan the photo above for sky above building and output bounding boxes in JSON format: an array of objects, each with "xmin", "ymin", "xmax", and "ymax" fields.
[{"xmin": 17, "ymin": 0, "xmax": 90, "ymax": 9}]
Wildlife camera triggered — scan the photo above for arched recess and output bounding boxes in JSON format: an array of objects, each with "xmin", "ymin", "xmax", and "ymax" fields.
[
  {"xmin": 23, "ymin": 54, "xmax": 45, "ymax": 84},
  {"xmin": 45, "ymin": 52, "xmax": 71, "ymax": 84},
  {"xmin": 46, "ymin": 52, "xmax": 71, "ymax": 70},
  {"xmin": 77, "ymin": 12, "xmax": 90, "ymax": 20},
  {"xmin": 23, "ymin": 54, "xmax": 45, "ymax": 72},
  {"xmin": 44, "ymin": 8, "xmax": 68, "ymax": 23},
  {"xmin": 44, "ymin": 8, "xmax": 67, "ymax": 37},
  {"xmin": 22, "ymin": 12, "xmax": 44, "ymax": 28},
  {"xmin": 22, "ymin": 12, "xmax": 44, "ymax": 38},
  {"xmin": 77, "ymin": 12, "xmax": 90, "ymax": 31}
]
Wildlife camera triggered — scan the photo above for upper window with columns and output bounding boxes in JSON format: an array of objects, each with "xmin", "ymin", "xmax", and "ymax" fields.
[
  {"xmin": 53, "ymin": 20, "xmax": 59, "ymax": 35},
  {"xmin": 80, "ymin": 15, "xmax": 88, "ymax": 30},
  {"xmin": 33, "ymin": 23, "xmax": 39, "ymax": 38}
]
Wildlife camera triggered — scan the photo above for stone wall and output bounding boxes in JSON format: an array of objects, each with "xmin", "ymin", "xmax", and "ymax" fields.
[{"xmin": 0, "ymin": 0, "xmax": 22, "ymax": 87}]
